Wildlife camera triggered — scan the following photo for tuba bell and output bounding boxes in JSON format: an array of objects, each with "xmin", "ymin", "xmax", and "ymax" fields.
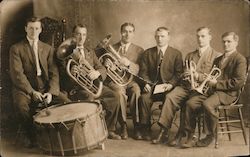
[
  {"xmin": 95, "ymin": 34, "xmax": 133, "ymax": 86},
  {"xmin": 57, "ymin": 38, "xmax": 103, "ymax": 98}
]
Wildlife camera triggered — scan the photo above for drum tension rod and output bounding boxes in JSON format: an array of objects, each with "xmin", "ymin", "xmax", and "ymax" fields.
[
  {"xmin": 76, "ymin": 118, "xmax": 86, "ymax": 127},
  {"xmin": 61, "ymin": 122, "xmax": 70, "ymax": 130}
]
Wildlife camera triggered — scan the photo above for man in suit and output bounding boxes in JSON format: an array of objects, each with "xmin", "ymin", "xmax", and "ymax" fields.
[
  {"xmin": 9, "ymin": 17, "xmax": 71, "ymax": 147},
  {"xmin": 57, "ymin": 24, "xmax": 122, "ymax": 140},
  {"xmin": 137, "ymin": 27, "xmax": 183, "ymax": 140},
  {"xmin": 182, "ymin": 31, "xmax": 247, "ymax": 148},
  {"xmin": 152, "ymin": 27, "xmax": 221, "ymax": 145},
  {"xmin": 105, "ymin": 22, "xmax": 144, "ymax": 140}
]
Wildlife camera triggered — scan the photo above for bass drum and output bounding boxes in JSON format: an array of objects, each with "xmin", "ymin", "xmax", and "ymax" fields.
[{"xmin": 34, "ymin": 101, "xmax": 108, "ymax": 156}]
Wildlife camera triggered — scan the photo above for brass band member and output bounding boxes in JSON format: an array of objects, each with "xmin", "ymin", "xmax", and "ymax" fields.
[
  {"xmin": 137, "ymin": 27, "xmax": 183, "ymax": 140},
  {"xmin": 152, "ymin": 27, "xmax": 220, "ymax": 145},
  {"xmin": 57, "ymin": 24, "xmax": 122, "ymax": 140},
  {"xmin": 9, "ymin": 17, "xmax": 71, "ymax": 148},
  {"xmin": 182, "ymin": 32, "xmax": 247, "ymax": 148},
  {"xmin": 106, "ymin": 23, "xmax": 144, "ymax": 140}
]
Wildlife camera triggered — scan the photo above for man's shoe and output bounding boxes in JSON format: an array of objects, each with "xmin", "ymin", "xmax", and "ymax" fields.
[
  {"xmin": 134, "ymin": 130, "xmax": 143, "ymax": 140},
  {"xmin": 121, "ymin": 124, "xmax": 128, "ymax": 140},
  {"xmin": 168, "ymin": 139, "xmax": 177, "ymax": 147},
  {"xmin": 196, "ymin": 134, "xmax": 214, "ymax": 147},
  {"xmin": 180, "ymin": 138, "xmax": 195, "ymax": 148},
  {"xmin": 152, "ymin": 129, "xmax": 167, "ymax": 144},
  {"xmin": 108, "ymin": 132, "xmax": 121, "ymax": 140}
]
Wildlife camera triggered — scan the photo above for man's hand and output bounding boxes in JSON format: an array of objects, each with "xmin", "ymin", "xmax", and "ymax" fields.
[
  {"xmin": 32, "ymin": 91, "xmax": 43, "ymax": 102},
  {"xmin": 163, "ymin": 83, "xmax": 173, "ymax": 92},
  {"xmin": 43, "ymin": 93, "xmax": 52, "ymax": 104},
  {"xmin": 71, "ymin": 65, "xmax": 78, "ymax": 76},
  {"xmin": 120, "ymin": 57, "xmax": 130, "ymax": 67},
  {"xmin": 143, "ymin": 84, "xmax": 152, "ymax": 93},
  {"xmin": 208, "ymin": 78, "xmax": 217, "ymax": 87},
  {"xmin": 88, "ymin": 70, "xmax": 101, "ymax": 80}
]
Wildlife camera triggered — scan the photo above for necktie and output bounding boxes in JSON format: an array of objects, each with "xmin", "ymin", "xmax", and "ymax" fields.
[
  {"xmin": 32, "ymin": 40, "xmax": 42, "ymax": 76},
  {"xmin": 120, "ymin": 45, "xmax": 126, "ymax": 55},
  {"xmin": 78, "ymin": 48, "xmax": 85, "ymax": 64},
  {"xmin": 158, "ymin": 49, "xmax": 164, "ymax": 65}
]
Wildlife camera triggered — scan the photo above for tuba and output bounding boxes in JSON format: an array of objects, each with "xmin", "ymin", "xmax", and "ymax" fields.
[
  {"xmin": 96, "ymin": 34, "xmax": 133, "ymax": 86},
  {"xmin": 193, "ymin": 66, "xmax": 221, "ymax": 95},
  {"xmin": 57, "ymin": 38, "xmax": 103, "ymax": 98}
]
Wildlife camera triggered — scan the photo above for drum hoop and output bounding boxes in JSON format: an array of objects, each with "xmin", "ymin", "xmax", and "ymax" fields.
[{"xmin": 33, "ymin": 100, "xmax": 102, "ymax": 125}]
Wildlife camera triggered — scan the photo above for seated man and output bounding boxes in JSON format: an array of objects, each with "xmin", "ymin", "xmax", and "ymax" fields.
[
  {"xmin": 9, "ymin": 17, "xmax": 71, "ymax": 148},
  {"xmin": 103, "ymin": 22, "xmax": 144, "ymax": 139},
  {"xmin": 57, "ymin": 24, "xmax": 122, "ymax": 140},
  {"xmin": 182, "ymin": 31, "xmax": 247, "ymax": 148},
  {"xmin": 137, "ymin": 27, "xmax": 183, "ymax": 140},
  {"xmin": 152, "ymin": 27, "xmax": 220, "ymax": 145}
]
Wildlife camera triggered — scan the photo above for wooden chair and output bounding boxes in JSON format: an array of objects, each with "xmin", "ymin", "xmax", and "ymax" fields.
[{"xmin": 214, "ymin": 71, "xmax": 249, "ymax": 148}]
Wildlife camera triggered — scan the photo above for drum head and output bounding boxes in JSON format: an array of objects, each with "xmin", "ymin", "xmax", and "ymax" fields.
[{"xmin": 34, "ymin": 102, "xmax": 98, "ymax": 124}]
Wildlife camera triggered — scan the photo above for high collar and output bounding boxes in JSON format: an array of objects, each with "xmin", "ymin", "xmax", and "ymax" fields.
[
  {"xmin": 198, "ymin": 45, "xmax": 210, "ymax": 56},
  {"xmin": 26, "ymin": 36, "xmax": 38, "ymax": 45},
  {"xmin": 157, "ymin": 45, "xmax": 168, "ymax": 55}
]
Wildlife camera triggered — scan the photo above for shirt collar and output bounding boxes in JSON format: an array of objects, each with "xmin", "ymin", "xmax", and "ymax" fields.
[
  {"xmin": 120, "ymin": 42, "xmax": 131, "ymax": 51},
  {"xmin": 224, "ymin": 50, "xmax": 236, "ymax": 58},
  {"xmin": 157, "ymin": 45, "xmax": 168, "ymax": 55},
  {"xmin": 26, "ymin": 36, "xmax": 38, "ymax": 45},
  {"xmin": 198, "ymin": 45, "xmax": 210, "ymax": 56}
]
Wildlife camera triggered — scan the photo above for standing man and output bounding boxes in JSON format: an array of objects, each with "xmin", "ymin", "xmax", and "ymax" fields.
[
  {"xmin": 9, "ymin": 17, "xmax": 71, "ymax": 147},
  {"xmin": 57, "ymin": 24, "xmax": 122, "ymax": 140},
  {"xmin": 106, "ymin": 22, "xmax": 144, "ymax": 139},
  {"xmin": 137, "ymin": 27, "xmax": 183, "ymax": 140},
  {"xmin": 152, "ymin": 27, "xmax": 220, "ymax": 145},
  {"xmin": 183, "ymin": 32, "xmax": 247, "ymax": 148}
]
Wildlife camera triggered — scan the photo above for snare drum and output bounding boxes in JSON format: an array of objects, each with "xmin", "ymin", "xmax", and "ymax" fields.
[{"xmin": 34, "ymin": 101, "xmax": 108, "ymax": 156}]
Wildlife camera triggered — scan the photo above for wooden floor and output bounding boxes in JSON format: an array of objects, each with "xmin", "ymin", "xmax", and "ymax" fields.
[{"xmin": 1, "ymin": 117, "xmax": 249, "ymax": 157}]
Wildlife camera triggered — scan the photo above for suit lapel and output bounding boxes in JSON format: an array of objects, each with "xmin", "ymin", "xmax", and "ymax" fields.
[
  {"xmin": 24, "ymin": 40, "xmax": 35, "ymax": 65},
  {"xmin": 220, "ymin": 52, "xmax": 237, "ymax": 70},
  {"xmin": 38, "ymin": 41, "xmax": 45, "ymax": 73}
]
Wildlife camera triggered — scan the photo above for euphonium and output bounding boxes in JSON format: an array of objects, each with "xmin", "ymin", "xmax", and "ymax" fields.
[
  {"xmin": 96, "ymin": 34, "xmax": 133, "ymax": 86},
  {"xmin": 57, "ymin": 38, "xmax": 103, "ymax": 98},
  {"xmin": 193, "ymin": 66, "xmax": 221, "ymax": 95}
]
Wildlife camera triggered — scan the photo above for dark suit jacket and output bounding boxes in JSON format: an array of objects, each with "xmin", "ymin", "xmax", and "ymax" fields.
[
  {"xmin": 213, "ymin": 51, "xmax": 247, "ymax": 105},
  {"xmin": 139, "ymin": 46, "xmax": 183, "ymax": 87},
  {"xmin": 9, "ymin": 39, "xmax": 59, "ymax": 96},
  {"xmin": 113, "ymin": 42, "xmax": 144, "ymax": 75},
  {"xmin": 59, "ymin": 45, "xmax": 107, "ymax": 92}
]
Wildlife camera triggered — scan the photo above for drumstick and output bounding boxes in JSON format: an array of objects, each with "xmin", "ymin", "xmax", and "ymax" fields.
[{"xmin": 43, "ymin": 98, "xmax": 51, "ymax": 116}]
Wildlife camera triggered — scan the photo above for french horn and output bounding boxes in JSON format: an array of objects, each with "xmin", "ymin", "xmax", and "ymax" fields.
[
  {"xmin": 57, "ymin": 38, "xmax": 103, "ymax": 98},
  {"xmin": 96, "ymin": 34, "xmax": 133, "ymax": 86}
]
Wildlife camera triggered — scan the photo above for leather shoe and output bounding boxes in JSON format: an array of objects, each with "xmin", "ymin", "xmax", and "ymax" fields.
[
  {"xmin": 180, "ymin": 138, "xmax": 195, "ymax": 148},
  {"xmin": 152, "ymin": 129, "xmax": 167, "ymax": 144},
  {"xmin": 196, "ymin": 134, "xmax": 214, "ymax": 147},
  {"xmin": 134, "ymin": 130, "xmax": 143, "ymax": 140},
  {"xmin": 121, "ymin": 124, "xmax": 128, "ymax": 140},
  {"xmin": 168, "ymin": 139, "xmax": 177, "ymax": 147},
  {"xmin": 108, "ymin": 132, "xmax": 121, "ymax": 140}
]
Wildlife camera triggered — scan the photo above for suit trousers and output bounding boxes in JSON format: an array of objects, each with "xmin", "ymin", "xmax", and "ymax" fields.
[
  {"xmin": 13, "ymin": 89, "xmax": 71, "ymax": 142},
  {"xmin": 158, "ymin": 86, "xmax": 189, "ymax": 129},
  {"xmin": 70, "ymin": 85, "xmax": 121, "ymax": 132},
  {"xmin": 108, "ymin": 81, "xmax": 141, "ymax": 125}
]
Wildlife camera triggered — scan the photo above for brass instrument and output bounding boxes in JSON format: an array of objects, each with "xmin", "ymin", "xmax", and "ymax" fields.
[
  {"xmin": 96, "ymin": 34, "xmax": 133, "ymax": 86},
  {"xmin": 184, "ymin": 60, "xmax": 199, "ymax": 89},
  {"xmin": 57, "ymin": 38, "xmax": 103, "ymax": 98},
  {"xmin": 193, "ymin": 66, "xmax": 221, "ymax": 95}
]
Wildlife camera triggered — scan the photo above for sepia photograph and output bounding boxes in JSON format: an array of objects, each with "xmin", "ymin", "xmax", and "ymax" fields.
[{"xmin": 0, "ymin": 0, "xmax": 249, "ymax": 156}]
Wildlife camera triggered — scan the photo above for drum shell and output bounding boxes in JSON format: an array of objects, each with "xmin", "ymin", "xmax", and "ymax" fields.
[{"xmin": 34, "ymin": 101, "xmax": 108, "ymax": 156}]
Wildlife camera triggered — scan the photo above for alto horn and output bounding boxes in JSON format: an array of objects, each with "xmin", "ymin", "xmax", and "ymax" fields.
[
  {"xmin": 57, "ymin": 38, "xmax": 103, "ymax": 98},
  {"xmin": 193, "ymin": 66, "xmax": 221, "ymax": 95},
  {"xmin": 96, "ymin": 34, "xmax": 133, "ymax": 86}
]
